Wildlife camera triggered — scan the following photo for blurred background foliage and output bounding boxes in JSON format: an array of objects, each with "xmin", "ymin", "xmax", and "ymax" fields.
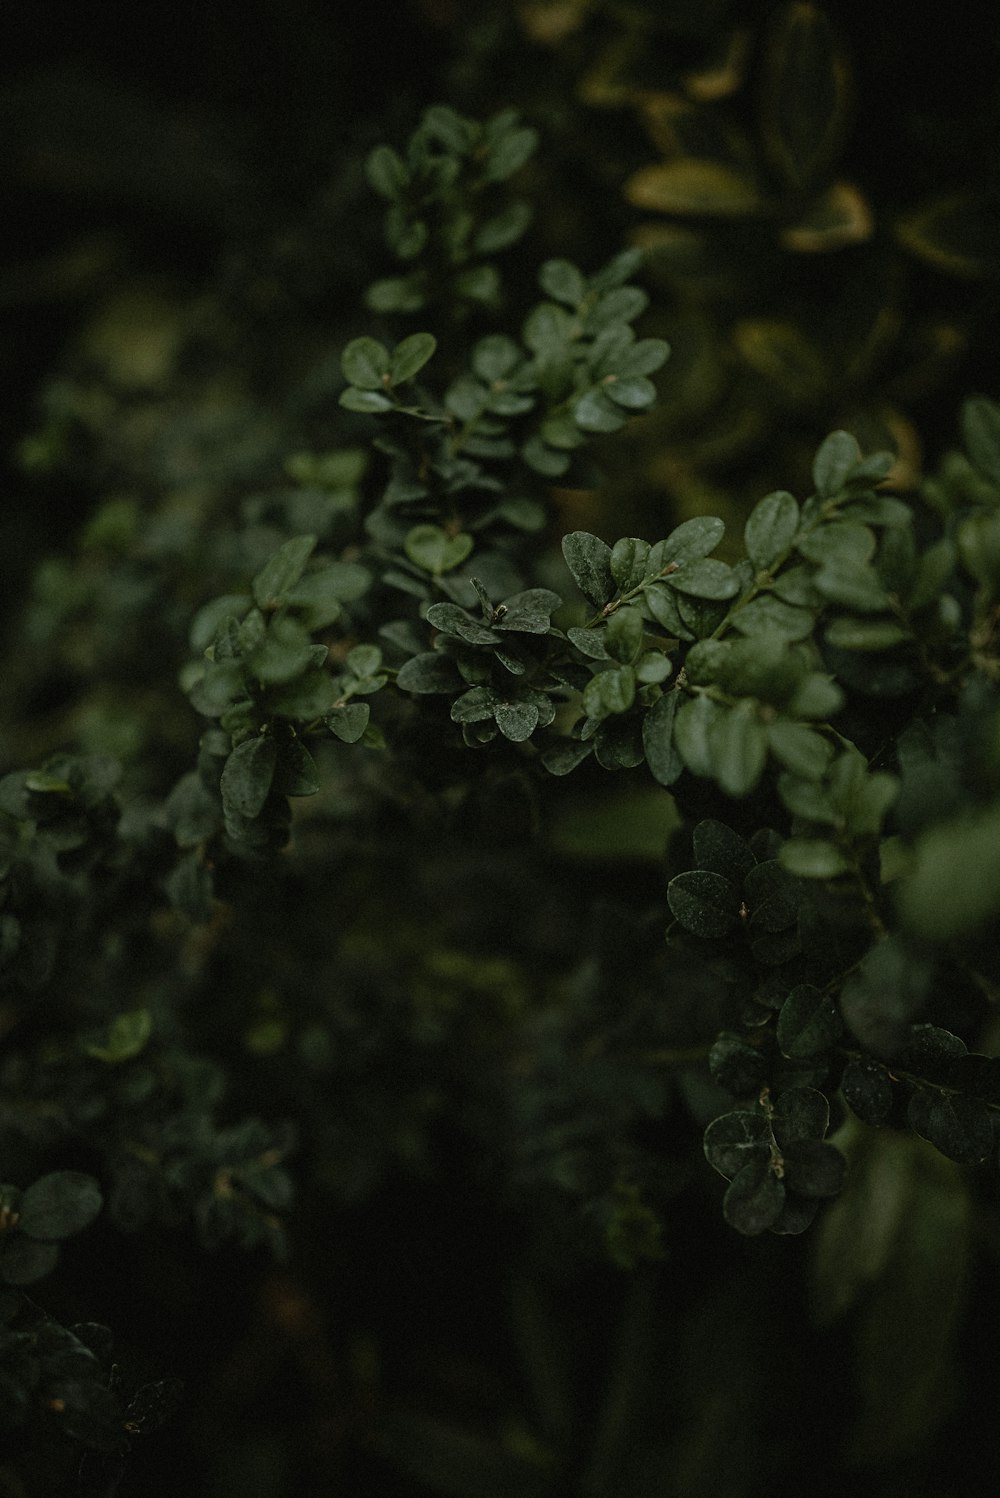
[{"xmin": 2, "ymin": 2, "xmax": 1000, "ymax": 1496}]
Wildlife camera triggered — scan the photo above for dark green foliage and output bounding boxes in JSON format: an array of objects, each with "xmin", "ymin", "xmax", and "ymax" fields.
[{"xmin": 4, "ymin": 30, "xmax": 1000, "ymax": 1495}]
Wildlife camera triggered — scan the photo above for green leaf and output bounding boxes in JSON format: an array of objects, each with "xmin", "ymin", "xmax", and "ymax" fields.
[
  {"xmin": 655, "ymin": 516, "xmax": 726, "ymax": 568},
  {"xmin": 704, "ymin": 1111, "xmax": 772, "ymax": 1178},
  {"xmin": 450, "ymin": 687, "xmax": 497, "ymax": 723},
  {"xmin": 366, "ymin": 276, "xmax": 425, "ymax": 314},
  {"xmin": 780, "ymin": 1141, "xmax": 846, "ymax": 1198},
  {"xmin": 642, "ymin": 691, "xmax": 683, "ymax": 787},
  {"xmin": 668, "ymin": 869, "xmax": 742, "ymax": 937},
  {"xmin": 541, "ymin": 739, "xmax": 592, "ymax": 776},
  {"xmin": 897, "ymin": 801, "xmax": 1000, "ymax": 942},
  {"xmin": 562, "ymin": 532, "xmax": 615, "ymax": 607},
  {"xmin": 538, "ymin": 259, "xmax": 586, "ymax": 306},
  {"xmin": 275, "ymin": 740, "xmax": 320, "ymax": 796},
  {"xmin": 404, "ymin": 524, "xmax": 475, "ymax": 575},
  {"xmin": 327, "ymin": 703, "xmax": 370, "ymax": 743},
  {"xmin": 341, "ymin": 337, "xmax": 392, "ymax": 390},
  {"xmin": 473, "ymin": 199, "xmax": 533, "ymax": 254},
  {"xmin": 220, "ymin": 736, "xmax": 277, "ymax": 820},
  {"xmin": 766, "ymin": 720, "xmax": 833, "ymax": 780},
  {"xmin": 744, "ymin": 490, "xmax": 800, "ymax": 570},
  {"xmin": 610, "ymin": 537, "xmax": 651, "ymax": 591},
  {"xmin": 472, "ymin": 334, "xmax": 521, "ymax": 382},
  {"xmin": 574, "ymin": 389, "xmax": 626, "ymax": 433},
  {"xmin": 665, "ymin": 558, "xmax": 740, "ymax": 601},
  {"xmin": 523, "ymin": 301, "xmax": 574, "ymax": 357},
  {"xmin": 366, "ymin": 144, "xmax": 408, "ymax": 199},
  {"xmin": 602, "ymin": 376, "xmax": 656, "ymax": 410},
  {"xmin": 582, "ymin": 666, "xmax": 635, "ymax": 720},
  {"xmin": 19, "ymin": 1172, "xmax": 102, "ymax": 1242},
  {"xmin": 723, "ymin": 1160, "xmax": 786, "ymax": 1235},
  {"xmin": 841, "ymin": 1058, "xmax": 894, "ymax": 1126},
  {"xmin": 83, "ymin": 1008, "xmax": 153, "ymax": 1064},
  {"xmin": 389, "ymin": 333, "xmax": 437, "ymax": 386},
  {"xmin": 619, "ymin": 338, "xmax": 670, "ymax": 378},
  {"xmin": 693, "ymin": 819, "xmax": 756, "ymax": 883},
  {"xmin": 673, "ymin": 694, "xmax": 724, "ymax": 777},
  {"xmin": 605, "ymin": 605, "xmax": 643, "ymax": 663},
  {"xmin": 799, "ymin": 522, "xmax": 876, "ymax": 566},
  {"xmin": 824, "ymin": 617, "xmax": 911, "ymax": 650},
  {"xmin": 395, "ymin": 653, "xmax": 461, "ymax": 694},
  {"xmin": 484, "ymin": 124, "xmax": 539, "ymax": 180},
  {"xmin": 788, "ymin": 672, "xmax": 844, "ymax": 720},
  {"xmin": 1, "ymin": 1237, "xmax": 60, "ymax": 1285},
  {"xmin": 522, "ymin": 435, "xmax": 570, "ymax": 475},
  {"xmin": 779, "ymin": 837, "xmax": 850, "ymax": 878},
  {"xmin": 710, "ymin": 701, "xmax": 768, "ymax": 797},
  {"xmin": 777, "ymin": 984, "xmax": 842, "ymax": 1058},
  {"xmin": 497, "ymin": 588, "xmax": 561, "ymax": 634},
  {"xmin": 907, "ymin": 1092, "xmax": 993, "ymax": 1165},
  {"xmin": 339, "ymin": 387, "xmax": 393, "ymax": 413},
  {"xmin": 495, "ymin": 700, "xmax": 540, "ymax": 742},
  {"xmin": 961, "ymin": 395, "xmax": 1000, "ymax": 486},
  {"xmin": 813, "ymin": 430, "xmax": 863, "ymax": 499},
  {"xmin": 252, "ymin": 536, "xmax": 317, "ymax": 609},
  {"xmin": 730, "ymin": 594, "xmax": 814, "ymax": 641},
  {"xmin": 771, "ymin": 1087, "xmax": 830, "ymax": 1147}
]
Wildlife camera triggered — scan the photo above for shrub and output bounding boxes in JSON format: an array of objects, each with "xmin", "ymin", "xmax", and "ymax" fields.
[{"xmin": 3, "ymin": 27, "xmax": 1000, "ymax": 1498}]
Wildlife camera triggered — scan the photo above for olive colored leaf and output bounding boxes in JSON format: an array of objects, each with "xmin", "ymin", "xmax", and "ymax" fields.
[
  {"xmin": 562, "ymin": 531, "xmax": 616, "ymax": 607},
  {"xmin": 341, "ymin": 337, "xmax": 392, "ymax": 391},
  {"xmin": 723, "ymin": 1159, "xmax": 786, "ymax": 1235},
  {"xmin": 693, "ymin": 818, "xmax": 756, "ymax": 883},
  {"xmin": 781, "ymin": 179, "xmax": 873, "ymax": 252},
  {"xmin": 824, "ymin": 617, "xmax": 911, "ymax": 651},
  {"xmin": 781, "ymin": 1140, "xmax": 846, "ymax": 1199},
  {"xmin": 389, "ymin": 333, "xmax": 437, "ymax": 386},
  {"xmin": 83, "ymin": 1008, "xmax": 153, "ymax": 1064},
  {"xmin": 220, "ymin": 736, "xmax": 277, "ymax": 821},
  {"xmin": 19, "ymin": 1172, "xmax": 102, "ymax": 1241},
  {"xmin": 703, "ymin": 1111, "xmax": 772, "ymax": 1179},
  {"xmin": 365, "ymin": 277, "xmax": 425, "ymax": 314},
  {"xmin": 484, "ymin": 124, "xmax": 539, "ymax": 181},
  {"xmin": 252, "ymin": 535, "xmax": 317, "ymax": 610},
  {"xmin": 897, "ymin": 188, "xmax": 1000, "ymax": 278},
  {"xmin": 779, "ymin": 837, "xmax": 850, "ymax": 878},
  {"xmin": 841, "ymin": 1057, "xmax": 893, "ymax": 1126},
  {"xmin": 961, "ymin": 395, "xmax": 1000, "ymax": 486},
  {"xmin": 734, "ymin": 319, "xmax": 829, "ymax": 402},
  {"xmin": 709, "ymin": 701, "xmax": 768, "ymax": 797},
  {"xmin": 759, "ymin": 1, "xmax": 850, "ymax": 191},
  {"xmin": 667, "ymin": 869, "xmax": 742, "ymax": 938},
  {"xmin": 642, "ymin": 691, "xmax": 683, "ymax": 787},
  {"xmin": 777, "ymin": 984, "xmax": 842, "ymax": 1059},
  {"xmin": 365, "ymin": 144, "xmax": 408, "ymax": 199},
  {"xmin": 327, "ymin": 703, "xmax": 371, "ymax": 743},
  {"xmin": 812, "ymin": 430, "xmax": 863, "ymax": 500},
  {"xmin": 626, "ymin": 158, "xmax": 760, "ymax": 217},
  {"xmin": 744, "ymin": 490, "xmax": 800, "ymax": 570},
  {"xmin": 474, "ymin": 200, "xmax": 533, "ymax": 254}
]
